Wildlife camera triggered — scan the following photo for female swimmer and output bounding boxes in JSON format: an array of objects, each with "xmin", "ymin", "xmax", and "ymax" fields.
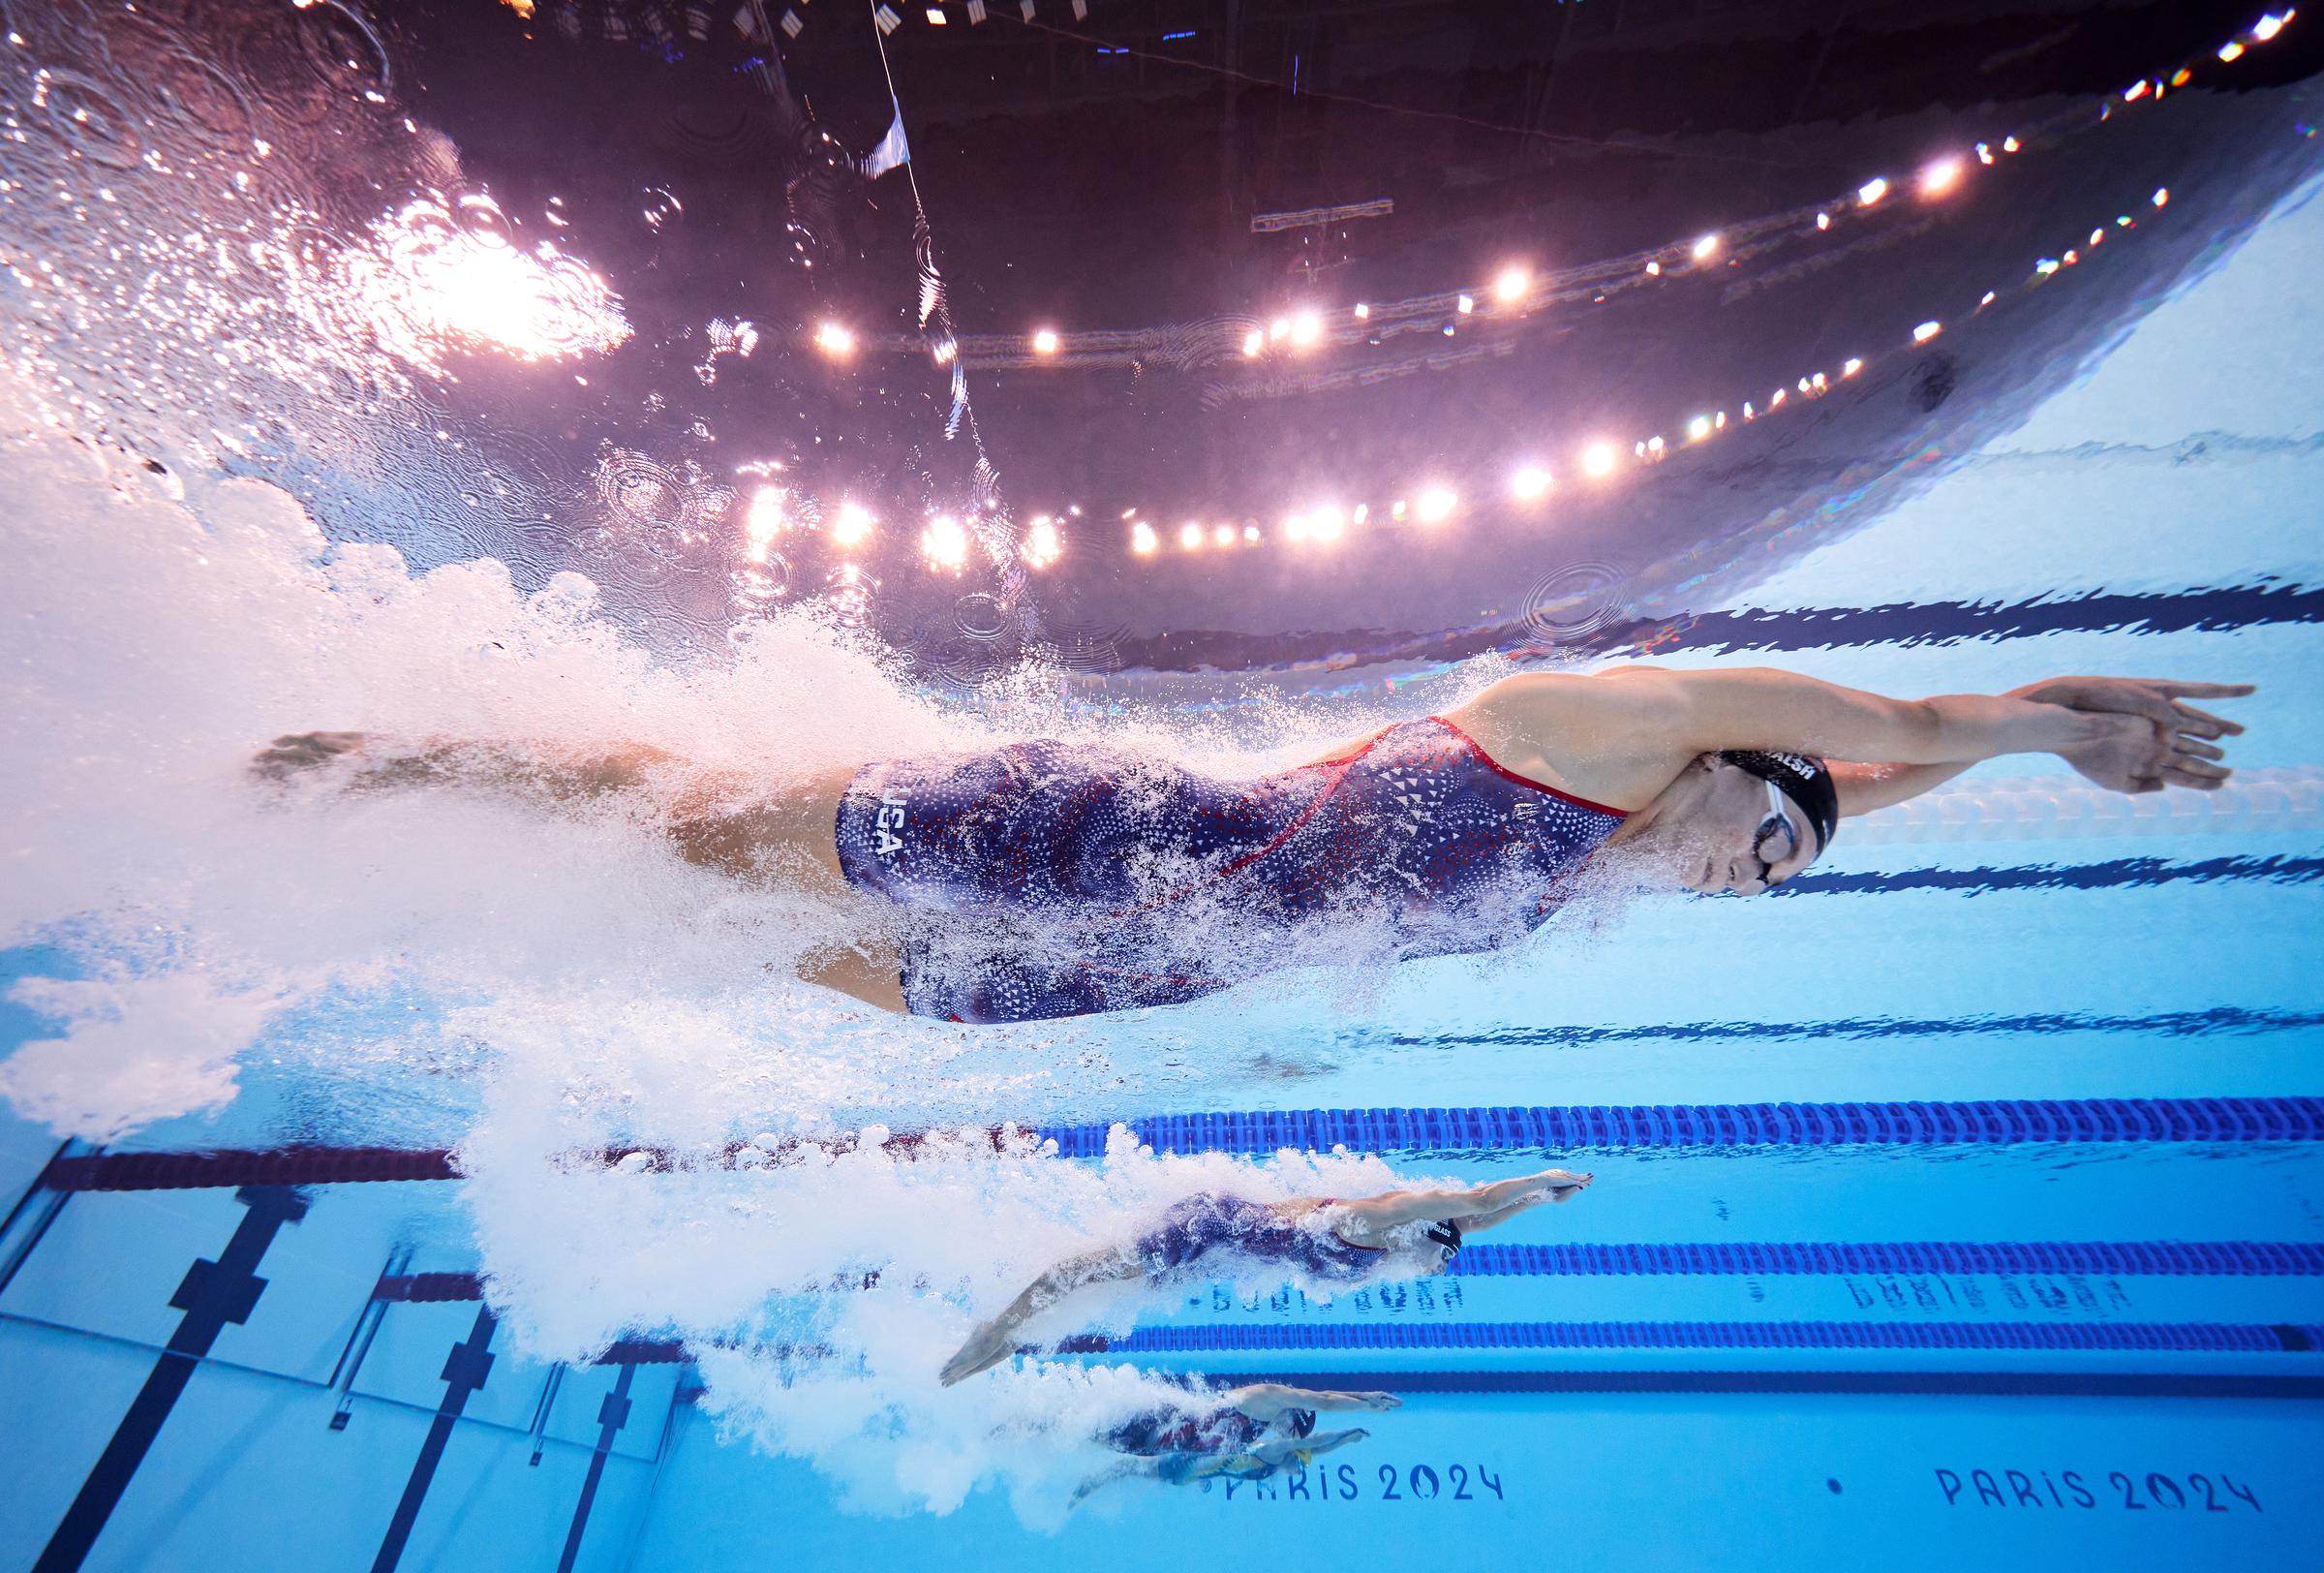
[
  {"xmin": 936, "ymin": 1167, "xmax": 1591, "ymax": 1384},
  {"xmin": 1069, "ymin": 1382, "xmax": 1399, "ymax": 1503},
  {"xmin": 257, "ymin": 668, "xmax": 2250, "ymax": 1024}
]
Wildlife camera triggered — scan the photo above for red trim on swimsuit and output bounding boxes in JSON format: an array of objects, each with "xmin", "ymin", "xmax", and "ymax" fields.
[{"xmin": 1426, "ymin": 717, "xmax": 1633, "ymax": 818}]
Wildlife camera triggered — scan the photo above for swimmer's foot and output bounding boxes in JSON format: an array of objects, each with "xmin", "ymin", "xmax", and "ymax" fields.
[
  {"xmin": 252, "ymin": 730, "xmax": 369, "ymax": 782},
  {"xmin": 939, "ymin": 1318, "xmax": 1021, "ymax": 1385}
]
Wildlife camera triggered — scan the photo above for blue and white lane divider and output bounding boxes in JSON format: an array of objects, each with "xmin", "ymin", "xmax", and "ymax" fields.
[
  {"xmin": 1059, "ymin": 1319, "xmax": 2324, "ymax": 1355},
  {"xmin": 364, "ymin": 1240, "xmax": 2324, "ymax": 1306},
  {"xmin": 1183, "ymin": 1369, "xmax": 2324, "ymax": 1399},
  {"xmin": 31, "ymin": 1095, "xmax": 2324, "ymax": 1198},
  {"xmin": 1041, "ymin": 1096, "xmax": 2324, "ymax": 1157}
]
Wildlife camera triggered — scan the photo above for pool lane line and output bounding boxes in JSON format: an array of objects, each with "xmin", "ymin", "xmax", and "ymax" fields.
[
  {"xmin": 557, "ymin": 1361, "xmax": 634, "ymax": 1573},
  {"xmin": 1114, "ymin": 574, "xmax": 2324, "ymax": 674},
  {"xmin": 32, "ymin": 1096, "xmax": 2324, "ymax": 1196},
  {"xmin": 371, "ymin": 1304, "xmax": 498, "ymax": 1573},
  {"xmin": 1061, "ymin": 1320, "xmax": 2324, "ymax": 1355},
  {"xmin": 368, "ymin": 1240, "xmax": 2324, "ymax": 1309},
  {"xmin": 33, "ymin": 1187, "xmax": 308, "ymax": 1573},
  {"xmin": 1780, "ymin": 853, "xmax": 2324, "ymax": 896},
  {"xmin": 1198, "ymin": 1369, "xmax": 2324, "ymax": 1400},
  {"xmin": 1618, "ymin": 577, "xmax": 2324, "ymax": 660},
  {"xmin": 1370, "ymin": 1003, "xmax": 2324, "ymax": 1051}
]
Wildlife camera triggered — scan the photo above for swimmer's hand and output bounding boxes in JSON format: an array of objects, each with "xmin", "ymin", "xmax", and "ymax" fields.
[
  {"xmin": 939, "ymin": 1318, "xmax": 1019, "ymax": 1385},
  {"xmin": 1532, "ymin": 1168, "xmax": 1593, "ymax": 1202},
  {"xmin": 2019, "ymin": 677, "xmax": 2250, "ymax": 792},
  {"xmin": 251, "ymin": 731, "xmax": 369, "ymax": 781},
  {"xmin": 1355, "ymin": 1392, "xmax": 1402, "ymax": 1412}
]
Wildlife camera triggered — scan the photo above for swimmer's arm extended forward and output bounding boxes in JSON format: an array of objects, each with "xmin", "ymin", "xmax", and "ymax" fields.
[
  {"xmin": 1452, "ymin": 668, "xmax": 2248, "ymax": 807},
  {"xmin": 1333, "ymin": 1168, "xmax": 1591, "ymax": 1237},
  {"xmin": 1825, "ymin": 677, "xmax": 2252, "ymax": 815},
  {"xmin": 1222, "ymin": 1383, "xmax": 1402, "ymax": 1419}
]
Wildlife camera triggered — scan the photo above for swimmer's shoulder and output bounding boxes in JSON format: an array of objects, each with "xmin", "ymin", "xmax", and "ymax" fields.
[{"xmin": 1443, "ymin": 666, "xmax": 1695, "ymax": 812}]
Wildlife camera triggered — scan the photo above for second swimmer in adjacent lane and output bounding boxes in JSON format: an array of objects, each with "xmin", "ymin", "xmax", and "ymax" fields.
[
  {"xmin": 937, "ymin": 1167, "xmax": 1591, "ymax": 1385},
  {"xmin": 1070, "ymin": 1381, "xmax": 1400, "ymax": 1504}
]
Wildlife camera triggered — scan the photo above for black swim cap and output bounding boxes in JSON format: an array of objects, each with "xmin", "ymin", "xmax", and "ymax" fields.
[{"xmin": 1720, "ymin": 750, "xmax": 1839, "ymax": 857}]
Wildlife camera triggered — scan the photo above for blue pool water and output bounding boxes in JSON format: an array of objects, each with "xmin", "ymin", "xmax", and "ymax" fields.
[{"xmin": 5, "ymin": 7, "xmax": 2324, "ymax": 1570}]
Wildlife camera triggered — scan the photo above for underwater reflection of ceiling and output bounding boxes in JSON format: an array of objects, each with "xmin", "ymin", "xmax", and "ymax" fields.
[{"xmin": 1, "ymin": 0, "xmax": 2319, "ymax": 679}]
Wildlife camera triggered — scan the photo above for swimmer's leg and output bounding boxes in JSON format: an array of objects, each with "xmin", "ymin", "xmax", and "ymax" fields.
[
  {"xmin": 255, "ymin": 734, "xmax": 865, "ymax": 885},
  {"xmin": 252, "ymin": 731, "xmax": 683, "ymax": 802},
  {"xmin": 659, "ymin": 764, "xmax": 912, "ymax": 1011},
  {"xmin": 939, "ymin": 1246, "xmax": 1147, "ymax": 1385},
  {"xmin": 1071, "ymin": 1459, "xmax": 1166, "ymax": 1506},
  {"xmin": 255, "ymin": 734, "xmax": 905, "ymax": 1007}
]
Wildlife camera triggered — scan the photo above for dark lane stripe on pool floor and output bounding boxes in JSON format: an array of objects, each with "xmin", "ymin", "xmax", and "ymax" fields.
[
  {"xmin": 1364, "ymin": 1003, "xmax": 2324, "ymax": 1052},
  {"xmin": 1780, "ymin": 854, "xmax": 2324, "ymax": 898}
]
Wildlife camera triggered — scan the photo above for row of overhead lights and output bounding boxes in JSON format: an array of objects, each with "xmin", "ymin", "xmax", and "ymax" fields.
[
  {"xmin": 797, "ymin": 10, "xmax": 2294, "ymax": 372},
  {"xmin": 736, "ymin": 470, "xmax": 1085, "ymax": 574},
  {"xmin": 1116, "ymin": 177, "xmax": 2182, "ymax": 559},
  {"xmin": 748, "ymin": 170, "xmax": 2180, "ymax": 578}
]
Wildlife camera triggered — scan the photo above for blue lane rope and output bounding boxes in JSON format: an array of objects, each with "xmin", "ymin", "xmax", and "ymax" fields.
[
  {"xmin": 1211, "ymin": 1369, "xmax": 2324, "ymax": 1399},
  {"xmin": 1064, "ymin": 1320, "xmax": 2324, "ymax": 1355},
  {"xmin": 1448, "ymin": 1240, "xmax": 2324, "ymax": 1277},
  {"xmin": 1036, "ymin": 1096, "xmax": 2324, "ymax": 1157},
  {"xmin": 367, "ymin": 1239, "xmax": 2324, "ymax": 1309},
  {"xmin": 35, "ymin": 1096, "xmax": 2324, "ymax": 1198}
]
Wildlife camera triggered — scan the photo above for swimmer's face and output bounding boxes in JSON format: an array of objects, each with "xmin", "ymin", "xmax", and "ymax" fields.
[{"xmin": 1667, "ymin": 756, "xmax": 1819, "ymax": 895}]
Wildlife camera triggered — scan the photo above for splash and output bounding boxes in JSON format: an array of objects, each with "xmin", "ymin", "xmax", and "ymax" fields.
[
  {"xmin": 0, "ymin": 364, "xmax": 1530, "ymax": 1516},
  {"xmin": 340, "ymin": 194, "xmax": 631, "ymax": 371}
]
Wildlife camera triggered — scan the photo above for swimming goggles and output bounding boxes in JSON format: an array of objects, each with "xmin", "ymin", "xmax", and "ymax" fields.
[{"xmin": 1748, "ymin": 779, "xmax": 1801, "ymax": 887}]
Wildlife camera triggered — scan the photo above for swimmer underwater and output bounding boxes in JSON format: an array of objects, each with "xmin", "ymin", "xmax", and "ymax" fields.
[
  {"xmin": 256, "ymin": 666, "xmax": 2250, "ymax": 1024},
  {"xmin": 936, "ymin": 1167, "xmax": 1592, "ymax": 1385},
  {"xmin": 1069, "ymin": 1382, "xmax": 1402, "ymax": 1504}
]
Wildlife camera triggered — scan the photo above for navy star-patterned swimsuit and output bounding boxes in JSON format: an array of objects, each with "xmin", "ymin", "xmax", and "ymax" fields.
[{"xmin": 833, "ymin": 716, "xmax": 1628, "ymax": 1023}]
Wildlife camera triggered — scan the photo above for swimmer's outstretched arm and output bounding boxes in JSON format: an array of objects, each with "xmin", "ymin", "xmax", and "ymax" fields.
[
  {"xmin": 939, "ymin": 1246, "xmax": 1148, "ymax": 1385},
  {"xmin": 1222, "ymin": 1383, "xmax": 1402, "ymax": 1419},
  {"xmin": 1333, "ymin": 1168, "xmax": 1591, "ymax": 1240},
  {"xmin": 1254, "ymin": 1427, "xmax": 1370, "ymax": 1469},
  {"xmin": 1449, "ymin": 669, "xmax": 2250, "ymax": 809},
  {"xmin": 1826, "ymin": 677, "xmax": 2252, "ymax": 814}
]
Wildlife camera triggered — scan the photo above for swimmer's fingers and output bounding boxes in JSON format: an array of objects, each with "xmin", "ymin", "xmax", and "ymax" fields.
[
  {"xmin": 2172, "ymin": 738, "xmax": 2227, "ymax": 763},
  {"xmin": 2159, "ymin": 760, "xmax": 2231, "ymax": 789},
  {"xmin": 2168, "ymin": 701, "xmax": 2246, "ymax": 740},
  {"xmin": 2139, "ymin": 681, "xmax": 2255, "ymax": 699},
  {"xmin": 1360, "ymin": 1392, "xmax": 1403, "ymax": 1411}
]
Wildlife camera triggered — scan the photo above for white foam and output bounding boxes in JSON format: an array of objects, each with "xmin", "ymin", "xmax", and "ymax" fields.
[{"xmin": 0, "ymin": 372, "xmax": 1494, "ymax": 1516}]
